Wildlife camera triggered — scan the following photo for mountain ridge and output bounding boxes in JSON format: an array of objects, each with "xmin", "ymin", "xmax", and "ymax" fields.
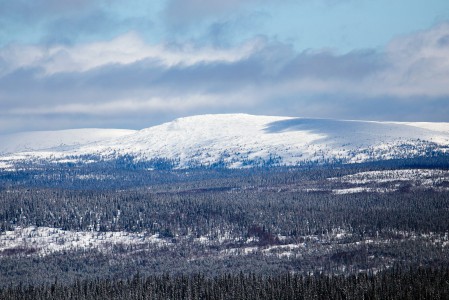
[
  {"xmin": 1, "ymin": 114, "xmax": 449, "ymax": 169},
  {"xmin": 0, "ymin": 128, "xmax": 137, "ymax": 155}
]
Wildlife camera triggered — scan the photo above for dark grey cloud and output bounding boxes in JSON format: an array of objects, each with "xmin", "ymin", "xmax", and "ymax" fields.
[
  {"xmin": 282, "ymin": 50, "xmax": 386, "ymax": 79},
  {"xmin": 0, "ymin": 44, "xmax": 384, "ymax": 98},
  {"xmin": 0, "ymin": 42, "xmax": 441, "ymax": 133},
  {"xmin": 0, "ymin": 48, "xmax": 314, "ymax": 98},
  {"xmin": 282, "ymin": 94, "xmax": 449, "ymax": 122}
]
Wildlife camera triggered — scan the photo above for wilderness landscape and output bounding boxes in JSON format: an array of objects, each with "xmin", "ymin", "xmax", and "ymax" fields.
[
  {"xmin": 2, "ymin": 0, "xmax": 449, "ymax": 298},
  {"xmin": 1, "ymin": 115, "xmax": 449, "ymax": 298}
]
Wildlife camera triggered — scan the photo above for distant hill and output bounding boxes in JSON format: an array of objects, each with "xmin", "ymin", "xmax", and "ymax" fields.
[{"xmin": 1, "ymin": 114, "xmax": 449, "ymax": 170}]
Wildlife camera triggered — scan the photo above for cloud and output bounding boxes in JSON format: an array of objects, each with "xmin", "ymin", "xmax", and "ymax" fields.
[
  {"xmin": 379, "ymin": 22, "xmax": 449, "ymax": 97},
  {"xmin": 7, "ymin": 95, "xmax": 226, "ymax": 116},
  {"xmin": 0, "ymin": 32, "xmax": 263, "ymax": 75},
  {"xmin": 1, "ymin": 22, "xmax": 449, "ymax": 134}
]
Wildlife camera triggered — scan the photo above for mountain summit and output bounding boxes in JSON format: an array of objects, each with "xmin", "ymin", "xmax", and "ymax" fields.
[{"xmin": 1, "ymin": 114, "xmax": 449, "ymax": 169}]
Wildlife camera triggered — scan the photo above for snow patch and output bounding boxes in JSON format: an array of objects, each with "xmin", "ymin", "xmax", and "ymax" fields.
[
  {"xmin": 0, "ymin": 226, "xmax": 169, "ymax": 256},
  {"xmin": 333, "ymin": 187, "xmax": 396, "ymax": 194}
]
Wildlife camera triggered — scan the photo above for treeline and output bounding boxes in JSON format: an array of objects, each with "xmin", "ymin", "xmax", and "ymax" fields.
[
  {"xmin": 1, "ymin": 266, "xmax": 448, "ymax": 300},
  {"xmin": 2, "ymin": 152, "xmax": 449, "ymax": 190}
]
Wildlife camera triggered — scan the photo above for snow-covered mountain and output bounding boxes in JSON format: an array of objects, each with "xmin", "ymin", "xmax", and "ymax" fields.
[
  {"xmin": 1, "ymin": 114, "xmax": 449, "ymax": 169},
  {"xmin": 0, "ymin": 128, "xmax": 136, "ymax": 155}
]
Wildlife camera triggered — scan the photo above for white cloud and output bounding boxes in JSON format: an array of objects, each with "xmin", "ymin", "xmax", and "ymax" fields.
[
  {"xmin": 1, "ymin": 22, "xmax": 449, "ymax": 134},
  {"xmin": 255, "ymin": 22, "xmax": 449, "ymax": 98},
  {"xmin": 378, "ymin": 22, "xmax": 449, "ymax": 97},
  {"xmin": 4, "ymin": 23, "xmax": 449, "ymax": 98},
  {"xmin": 0, "ymin": 32, "xmax": 264, "ymax": 75},
  {"xmin": 6, "ymin": 94, "xmax": 248, "ymax": 116}
]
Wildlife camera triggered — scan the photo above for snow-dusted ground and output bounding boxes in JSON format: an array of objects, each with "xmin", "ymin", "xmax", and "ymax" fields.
[
  {"xmin": 1, "ymin": 226, "xmax": 447, "ymax": 263},
  {"xmin": 0, "ymin": 161, "xmax": 13, "ymax": 171},
  {"xmin": 332, "ymin": 169, "xmax": 449, "ymax": 184},
  {"xmin": 0, "ymin": 226, "xmax": 169, "ymax": 256},
  {"xmin": 332, "ymin": 187, "xmax": 396, "ymax": 195},
  {"xmin": 1, "ymin": 114, "xmax": 449, "ymax": 169},
  {"xmin": 329, "ymin": 169, "xmax": 449, "ymax": 194}
]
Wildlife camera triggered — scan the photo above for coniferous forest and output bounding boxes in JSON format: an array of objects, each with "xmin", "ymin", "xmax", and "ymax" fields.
[
  {"xmin": 1, "ymin": 159, "xmax": 449, "ymax": 299},
  {"xmin": 2, "ymin": 266, "xmax": 449, "ymax": 300}
]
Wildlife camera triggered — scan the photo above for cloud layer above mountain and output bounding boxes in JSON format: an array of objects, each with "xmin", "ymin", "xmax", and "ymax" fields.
[{"xmin": 0, "ymin": 0, "xmax": 448, "ymax": 133}]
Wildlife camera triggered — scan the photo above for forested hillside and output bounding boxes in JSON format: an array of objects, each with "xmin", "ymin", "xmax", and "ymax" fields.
[
  {"xmin": 1, "ymin": 161, "xmax": 449, "ymax": 298},
  {"xmin": 2, "ymin": 267, "xmax": 449, "ymax": 300}
]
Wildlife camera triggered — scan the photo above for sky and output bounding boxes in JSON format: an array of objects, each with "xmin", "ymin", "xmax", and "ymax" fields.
[{"xmin": 1, "ymin": 0, "xmax": 449, "ymax": 133}]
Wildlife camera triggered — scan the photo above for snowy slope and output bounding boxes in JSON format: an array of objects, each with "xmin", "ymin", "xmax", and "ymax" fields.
[
  {"xmin": 0, "ymin": 128, "xmax": 136, "ymax": 155},
  {"xmin": 1, "ymin": 114, "xmax": 449, "ymax": 169}
]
